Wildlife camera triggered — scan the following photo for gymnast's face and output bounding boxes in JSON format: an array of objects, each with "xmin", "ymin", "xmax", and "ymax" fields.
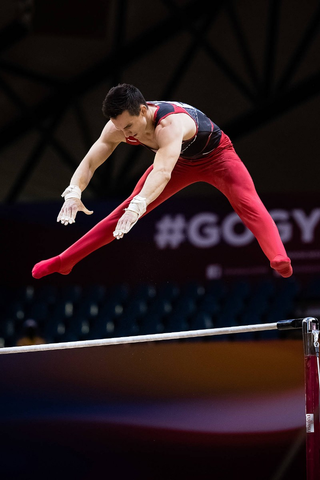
[{"xmin": 111, "ymin": 105, "xmax": 149, "ymax": 139}]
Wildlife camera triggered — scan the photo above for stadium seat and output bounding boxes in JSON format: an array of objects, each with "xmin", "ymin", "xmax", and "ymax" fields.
[
  {"xmin": 75, "ymin": 299, "xmax": 100, "ymax": 320},
  {"xmin": 165, "ymin": 314, "xmax": 189, "ymax": 333},
  {"xmin": 114, "ymin": 314, "xmax": 140, "ymax": 337},
  {"xmin": 171, "ymin": 297, "xmax": 196, "ymax": 318},
  {"xmin": 180, "ymin": 281, "xmax": 205, "ymax": 300},
  {"xmin": 198, "ymin": 294, "xmax": 221, "ymax": 317},
  {"xmin": 27, "ymin": 301, "xmax": 49, "ymax": 323},
  {"xmin": 81, "ymin": 284, "xmax": 107, "ymax": 303},
  {"xmin": 190, "ymin": 311, "xmax": 213, "ymax": 330},
  {"xmin": 124, "ymin": 299, "xmax": 148, "ymax": 321},
  {"xmin": 43, "ymin": 317, "xmax": 66, "ymax": 343},
  {"xmin": 205, "ymin": 279, "xmax": 227, "ymax": 300},
  {"xmin": 60, "ymin": 285, "xmax": 82, "ymax": 304},
  {"xmin": 0, "ymin": 318, "xmax": 16, "ymax": 346},
  {"xmin": 139, "ymin": 313, "xmax": 164, "ymax": 335},
  {"xmin": 34, "ymin": 284, "xmax": 58, "ymax": 305},
  {"xmin": 147, "ymin": 297, "xmax": 172, "ymax": 318},
  {"xmin": 156, "ymin": 282, "xmax": 180, "ymax": 302},
  {"xmin": 88, "ymin": 316, "xmax": 115, "ymax": 339},
  {"xmin": 132, "ymin": 283, "xmax": 156, "ymax": 302},
  {"xmin": 67, "ymin": 316, "xmax": 91, "ymax": 340},
  {"xmin": 98, "ymin": 299, "xmax": 124, "ymax": 319}
]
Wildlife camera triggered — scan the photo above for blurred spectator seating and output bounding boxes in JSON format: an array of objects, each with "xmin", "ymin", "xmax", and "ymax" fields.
[{"xmin": 0, "ymin": 274, "xmax": 317, "ymax": 347}]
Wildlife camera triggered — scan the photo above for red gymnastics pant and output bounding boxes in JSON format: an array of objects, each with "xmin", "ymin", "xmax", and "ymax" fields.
[{"xmin": 32, "ymin": 132, "xmax": 292, "ymax": 279}]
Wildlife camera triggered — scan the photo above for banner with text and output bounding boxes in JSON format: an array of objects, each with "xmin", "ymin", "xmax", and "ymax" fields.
[{"xmin": 1, "ymin": 194, "xmax": 319, "ymax": 286}]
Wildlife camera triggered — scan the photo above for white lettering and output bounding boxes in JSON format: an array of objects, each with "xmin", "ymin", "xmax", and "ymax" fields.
[
  {"xmin": 292, "ymin": 208, "xmax": 320, "ymax": 243},
  {"xmin": 154, "ymin": 207, "xmax": 320, "ymax": 249},
  {"xmin": 222, "ymin": 212, "xmax": 254, "ymax": 246},
  {"xmin": 188, "ymin": 213, "xmax": 220, "ymax": 248}
]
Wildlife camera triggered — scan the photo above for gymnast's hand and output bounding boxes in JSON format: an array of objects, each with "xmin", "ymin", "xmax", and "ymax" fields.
[
  {"xmin": 57, "ymin": 198, "xmax": 94, "ymax": 225},
  {"xmin": 113, "ymin": 210, "xmax": 139, "ymax": 239}
]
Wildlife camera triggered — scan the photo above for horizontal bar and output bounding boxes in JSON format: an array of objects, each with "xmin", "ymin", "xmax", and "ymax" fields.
[{"xmin": 0, "ymin": 319, "xmax": 303, "ymax": 355}]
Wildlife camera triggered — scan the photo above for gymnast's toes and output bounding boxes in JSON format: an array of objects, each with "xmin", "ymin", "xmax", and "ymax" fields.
[
  {"xmin": 32, "ymin": 256, "xmax": 62, "ymax": 279},
  {"xmin": 270, "ymin": 255, "xmax": 293, "ymax": 278}
]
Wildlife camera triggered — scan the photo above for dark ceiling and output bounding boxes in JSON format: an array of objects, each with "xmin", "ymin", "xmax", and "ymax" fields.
[{"xmin": 1, "ymin": 0, "xmax": 320, "ymax": 204}]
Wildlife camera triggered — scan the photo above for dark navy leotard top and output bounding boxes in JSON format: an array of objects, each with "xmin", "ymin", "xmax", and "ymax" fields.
[{"xmin": 125, "ymin": 101, "xmax": 221, "ymax": 161}]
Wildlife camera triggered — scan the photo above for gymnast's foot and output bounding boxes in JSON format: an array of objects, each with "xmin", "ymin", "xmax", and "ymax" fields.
[
  {"xmin": 270, "ymin": 255, "xmax": 293, "ymax": 278},
  {"xmin": 32, "ymin": 255, "xmax": 72, "ymax": 279}
]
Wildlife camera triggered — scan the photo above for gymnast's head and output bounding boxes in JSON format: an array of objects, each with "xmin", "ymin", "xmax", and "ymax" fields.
[{"xmin": 102, "ymin": 83, "xmax": 148, "ymax": 119}]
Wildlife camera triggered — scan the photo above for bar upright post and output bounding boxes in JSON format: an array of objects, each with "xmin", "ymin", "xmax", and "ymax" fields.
[{"xmin": 302, "ymin": 317, "xmax": 320, "ymax": 480}]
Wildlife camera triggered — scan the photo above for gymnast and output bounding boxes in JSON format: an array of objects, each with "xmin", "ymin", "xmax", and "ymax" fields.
[{"xmin": 32, "ymin": 83, "xmax": 293, "ymax": 279}]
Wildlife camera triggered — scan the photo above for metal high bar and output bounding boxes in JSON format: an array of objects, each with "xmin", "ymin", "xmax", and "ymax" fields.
[{"xmin": 0, "ymin": 318, "xmax": 304, "ymax": 355}]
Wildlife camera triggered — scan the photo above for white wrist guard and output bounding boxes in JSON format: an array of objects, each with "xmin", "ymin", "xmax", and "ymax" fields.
[
  {"xmin": 125, "ymin": 195, "xmax": 147, "ymax": 218},
  {"xmin": 61, "ymin": 185, "xmax": 82, "ymax": 201}
]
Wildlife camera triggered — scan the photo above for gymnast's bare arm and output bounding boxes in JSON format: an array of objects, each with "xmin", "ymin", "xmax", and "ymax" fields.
[
  {"xmin": 113, "ymin": 114, "xmax": 186, "ymax": 238},
  {"xmin": 57, "ymin": 122, "xmax": 122, "ymax": 225}
]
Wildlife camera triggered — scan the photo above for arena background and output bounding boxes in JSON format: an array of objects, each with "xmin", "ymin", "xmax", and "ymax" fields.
[{"xmin": 0, "ymin": 1, "xmax": 320, "ymax": 479}]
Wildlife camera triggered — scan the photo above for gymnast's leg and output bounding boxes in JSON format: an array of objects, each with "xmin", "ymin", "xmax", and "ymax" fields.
[
  {"xmin": 203, "ymin": 137, "xmax": 293, "ymax": 277},
  {"xmin": 32, "ymin": 164, "xmax": 195, "ymax": 279},
  {"xmin": 32, "ymin": 167, "xmax": 152, "ymax": 279}
]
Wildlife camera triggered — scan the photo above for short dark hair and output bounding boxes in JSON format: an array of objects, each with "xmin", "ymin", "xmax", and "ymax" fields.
[{"xmin": 102, "ymin": 83, "xmax": 147, "ymax": 119}]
